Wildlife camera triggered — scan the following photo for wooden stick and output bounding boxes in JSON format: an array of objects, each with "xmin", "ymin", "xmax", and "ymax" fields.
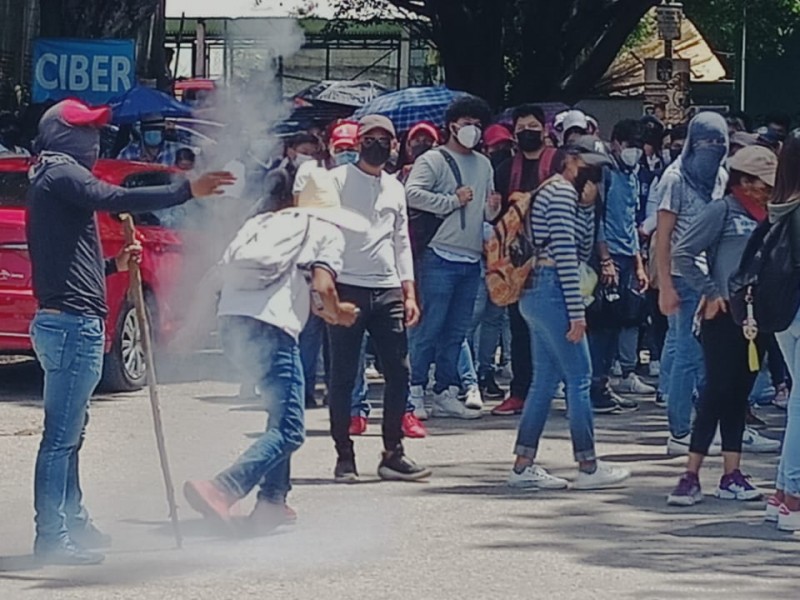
[{"xmin": 120, "ymin": 214, "xmax": 183, "ymax": 549}]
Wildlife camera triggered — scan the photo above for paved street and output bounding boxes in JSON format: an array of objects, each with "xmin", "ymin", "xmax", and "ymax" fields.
[{"xmin": 0, "ymin": 352, "xmax": 797, "ymax": 600}]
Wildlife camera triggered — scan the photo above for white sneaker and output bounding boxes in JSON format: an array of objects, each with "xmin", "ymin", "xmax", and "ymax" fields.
[
  {"xmin": 614, "ymin": 373, "xmax": 655, "ymax": 395},
  {"xmin": 365, "ymin": 363, "xmax": 381, "ymax": 379},
  {"xmin": 611, "ymin": 360, "xmax": 622, "ymax": 377},
  {"xmin": 553, "ymin": 382, "xmax": 566, "ymax": 400},
  {"xmin": 431, "ymin": 387, "xmax": 482, "ymax": 420},
  {"xmin": 464, "ymin": 385, "xmax": 484, "ymax": 410},
  {"xmin": 572, "ymin": 461, "xmax": 631, "ymax": 490},
  {"xmin": 409, "ymin": 385, "xmax": 428, "ymax": 421},
  {"xmin": 741, "ymin": 427, "xmax": 781, "ymax": 453},
  {"xmin": 508, "ymin": 464, "xmax": 568, "ymax": 490},
  {"xmin": 648, "ymin": 360, "xmax": 661, "ymax": 377},
  {"xmin": 765, "ymin": 496, "xmax": 783, "ymax": 523},
  {"xmin": 778, "ymin": 505, "xmax": 800, "ymax": 532},
  {"xmin": 667, "ymin": 434, "xmax": 690, "ymax": 456}
]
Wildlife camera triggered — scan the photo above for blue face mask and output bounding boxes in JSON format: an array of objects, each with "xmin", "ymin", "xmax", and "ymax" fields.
[
  {"xmin": 143, "ymin": 130, "xmax": 164, "ymax": 147},
  {"xmin": 685, "ymin": 145, "xmax": 725, "ymax": 191},
  {"xmin": 332, "ymin": 150, "xmax": 359, "ymax": 166}
]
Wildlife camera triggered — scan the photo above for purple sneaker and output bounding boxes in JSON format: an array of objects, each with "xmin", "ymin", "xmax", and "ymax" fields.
[
  {"xmin": 667, "ymin": 472, "xmax": 703, "ymax": 506},
  {"xmin": 715, "ymin": 469, "xmax": 763, "ymax": 501}
]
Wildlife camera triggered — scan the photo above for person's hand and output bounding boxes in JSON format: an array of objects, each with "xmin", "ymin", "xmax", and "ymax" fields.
[
  {"xmin": 487, "ymin": 191, "xmax": 502, "ymax": 212},
  {"xmin": 600, "ymin": 260, "xmax": 618, "ymax": 287},
  {"xmin": 335, "ymin": 302, "xmax": 360, "ymax": 327},
  {"xmin": 636, "ymin": 265, "xmax": 649, "ymax": 293},
  {"xmin": 703, "ymin": 296, "xmax": 727, "ymax": 321},
  {"xmin": 115, "ymin": 241, "xmax": 142, "ymax": 272},
  {"xmin": 190, "ymin": 171, "xmax": 236, "ymax": 197},
  {"xmin": 507, "ymin": 191, "xmax": 530, "ymax": 206},
  {"xmin": 659, "ymin": 284, "xmax": 681, "ymax": 315},
  {"xmin": 566, "ymin": 319, "xmax": 587, "ymax": 343},
  {"xmin": 638, "ymin": 224, "xmax": 651, "ymax": 241},
  {"xmin": 456, "ymin": 186, "xmax": 474, "ymax": 206},
  {"xmin": 404, "ymin": 297, "xmax": 421, "ymax": 328}
]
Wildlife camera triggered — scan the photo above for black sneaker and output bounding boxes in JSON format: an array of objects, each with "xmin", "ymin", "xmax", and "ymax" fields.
[
  {"xmin": 34, "ymin": 538, "xmax": 105, "ymax": 566},
  {"xmin": 655, "ymin": 392, "xmax": 667, "ymax": 408},
  {"xmin": 69, "ymin": 521, "xmax": 112, "ymax": 549},
  {"xmin": 334, "ymin": 456, "xmax": 359, "ymax": 483},
  {"xmin": 480, "ymin": 375, "xmax": 505, "ymax": 399},
  {"xmin": 592, "ymin": 393, "xmax": 622, "ymax": 414},
  {"xmin": 378, "ymin": 451, "xmax": 432, "ymax": 482}
]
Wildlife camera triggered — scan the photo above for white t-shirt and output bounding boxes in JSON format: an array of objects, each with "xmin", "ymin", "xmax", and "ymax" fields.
[
  {"xmin": 329, "ymin": 164, "xmax": 414, "ymax": 288},
  {"xmin": 217, "ymin": 213, "xmax": 345, "ymax": 341},
  {"xmin": 292, "ymin": 159, "xmax": 325, "ymax": 196}
]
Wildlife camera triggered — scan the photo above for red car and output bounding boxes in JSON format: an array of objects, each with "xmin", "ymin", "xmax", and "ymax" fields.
[{"xmin": 0, "ymin": 157, "xmax": 188, "ymax": 391}]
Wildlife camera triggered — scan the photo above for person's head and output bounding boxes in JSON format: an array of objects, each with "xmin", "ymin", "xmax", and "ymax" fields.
[
  {"xmin": 556, "ymin": 109, "xmax": 590, "ymax": 146},
  {"xmin": 483, "ymin": 124, "xmax": 514, "ymax": 163},
  {"xmin": 729, "ymin": 131, "xmax": 758, "ymax": 157},
  {"xmin": 512, "ymin": 104, "xmax": 546, "ymax": 155},
  {"xmin": 640, "ymin": 115, "xmax": 664, "ymax": 157},
  {"xmin": 175, "ymin": 147, "xmax": 196, "ymax": 171},
  {"xmin": 444, "ymin": 95, "xmax": 492, "ymax": 152},
  {"xmin": 726, "ymin": 115, "xmax": 747, "ymax": 137},
  {"xmin": 610, "ymin": 119, "xmax": 644, "ymax": 169},
  {"xmin": 405, "ymin": 121, "xmax": 441, "ymax": 164},
  {"xmin": 357, "ymin": 114, "xmax": 397, "ymax": 170},
  {"xmin": 772, "ymin": 129, "xmax": 800, "ymax": 204},
  {"xmin": 286, "ymin": 132, "xmax": 320, "ymax": 167},
  {"xmin": 0, "ymin": 111, "xmax": 22, "ymax": 149},
  {"xmin": 328, "ymin": 121, "xmax": 359, "ymax": 167},
  {"xmin": 665, "ymin": 124, "xmax": 687, "ymax": 163},
  {"xmin": 681, "ymin": 112, "xmax": 729, "ymax": 196},
  {"xmin": 559, "ymin": 135, "xmax": 612, "ymax": 204},
  {"xmin": 36, "ymin": 99, "xmax": 111, "ymax": 169},
  {"xmin": 727, "ymin": 145, "xmax": 777, "ymax": 207},
  {"xmin": 140, "ymin": 115, "xmax": 167, "ymax": 149},
  {"xmin": 766, "ymin": 112, "xmax": 791, "ymax": 142}
]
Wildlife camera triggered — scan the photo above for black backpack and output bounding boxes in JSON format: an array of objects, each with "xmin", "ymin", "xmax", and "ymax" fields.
[{"xmin": 729, "ymin": 212, "xmax": 800, "ymax": 333}]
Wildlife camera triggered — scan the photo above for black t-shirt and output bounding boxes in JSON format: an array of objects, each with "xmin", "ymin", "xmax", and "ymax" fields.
[{"xmin": 494, "ymin": 156, "xmax": 541, "ymax": 218}]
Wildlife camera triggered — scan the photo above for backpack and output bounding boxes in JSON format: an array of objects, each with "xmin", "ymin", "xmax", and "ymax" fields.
[
  {"xmin": 729, "ymin": 212, "xmax": 800, "ymax": 334},
  {"xmin": 221, "ymin": 211, "xmax": 311, "ymax": 291}
]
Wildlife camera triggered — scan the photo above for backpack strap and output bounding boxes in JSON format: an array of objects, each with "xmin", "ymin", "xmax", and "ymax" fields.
[
  {"xmin": 438, "ymin": 148, "xmax": 466, "ymax": 229},
  {"xmin": 537, "ymin": 147, "xmax": 558, "ymax": 183}
]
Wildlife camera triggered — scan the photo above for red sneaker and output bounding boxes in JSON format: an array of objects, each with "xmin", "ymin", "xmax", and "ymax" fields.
[
  {"xmin": 349, "ymin": 415, "xmax": 368, "ymax": 436},
  {"xmin": 491, "ymin": 396, "xmax": 525, "ymax": 416},
  {"xmin": 248, "ymin": 499, "xmax": 297, "ymax": 535},
  {"xmin": 402, "ymin": 412, "xmax": 427, "ymax": 438},
  {"xmin": 183, "ymin": 480, "xmax": 237, "ymax": 522}
]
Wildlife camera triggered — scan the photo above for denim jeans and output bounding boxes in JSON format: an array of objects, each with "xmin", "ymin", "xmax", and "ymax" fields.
[
  {"xmin": 666, "ymin": 276, "xmax": 704, "ymax": 438},
  {"xmin": 514, "ymin": 268, "xmax": 596, "ymax": 462},
  {"xmin": 659, "ymin": 315, "xmax": 676, "ymax": 397},
  {"xmin": 31, "ymin": 311, "xmax": 105, "ymax": 545},
  {"xmin": 469, "ymin": 267, "xmax": 505, "ymax": 381},
  {"xmin": 410, "ymin": 249, "xmax": 481, "ymax": 393},
  {"xmin": 776, "ymin": 308, "xmax": 800, "ymax": 496},
  {"xmin": 215, "ymin": 317, "xmax": 305, "ymax": 503},
  {"xmin": 299, "ymin": 314, "xmax": 327, "ymax": 406},
  {"xmin": 508, "ymin": 301, "xmax": 532, "ymax": 399}
]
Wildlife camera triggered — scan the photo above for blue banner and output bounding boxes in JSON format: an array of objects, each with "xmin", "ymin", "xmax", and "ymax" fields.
[{"xmin": 33, "ymin": 38, "xmax": 136, "ymax": 105}]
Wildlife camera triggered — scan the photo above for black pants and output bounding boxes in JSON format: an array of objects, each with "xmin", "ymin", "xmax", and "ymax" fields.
[
  {"xmin": 644, "ymin": 288, "xmax": 668, "ymax": 362},
  {"xmin": 690, "ymin": 313, "xmax": 767, "ymax": 455},
  {"xmin": 509, "ymin": 301, "xmax": 532, "ymax": 399},
  {"xmin": 328, "ymin": 284, "xmax": 407, "ymax": 459}
]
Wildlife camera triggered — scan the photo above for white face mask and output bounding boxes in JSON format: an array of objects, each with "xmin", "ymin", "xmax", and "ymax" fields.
[
  {"xmin": 620, "ymin": 147, "xmax": 643, "ymax": 169},
  {"xmin": 454, "ymin": 124, "xmax": 482, "ymax": 150},
  {"xmin": 293, "ymin": 153, "xmax": 314, "ymax": 168}
]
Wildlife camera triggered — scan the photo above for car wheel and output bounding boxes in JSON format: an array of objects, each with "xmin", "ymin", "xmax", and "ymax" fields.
[{"xmin": 99, "ymin": 297, "xmax": 153, "ymax": 392}]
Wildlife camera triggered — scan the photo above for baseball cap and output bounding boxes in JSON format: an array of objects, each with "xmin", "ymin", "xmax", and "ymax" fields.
[
  {"xmin": 484, "ymin": 124, "xmax": 513, "ymax": 147},
  {"xmin": 558, "ymin": 109, "xmax": 590, "ymax": 134},
  {"xmin": 564, "ymin": 135, "xmax": 613, "ymax": 168},
  {"xmin": 728, "ymin": 145, "xmax": 778, "ymax": 187},
  {"xmin": 358, "ymin": 115, "xmax": 396, "ymax": 138},
  {"xmin": 330, "ymin": 121, "xmax": 359, "ymax": 150},
  {"xmin": 59, "ymin": 99, "xmax": 111, "ymax": 128},
  {"xmin": 730, "ymin": 131, "xmax": 758, "ymax": 148},
  {"xmin": 407, "ymin": 121, "xmax": 441, "ymax": 144}
]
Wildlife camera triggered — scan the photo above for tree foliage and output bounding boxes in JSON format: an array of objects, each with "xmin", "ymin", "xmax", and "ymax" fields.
[{"xmin": 39, "ymin": 0, "xmax": 159, "ymax": 39}]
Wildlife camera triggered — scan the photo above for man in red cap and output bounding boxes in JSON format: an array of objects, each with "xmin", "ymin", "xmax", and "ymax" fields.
[
  {"xmin": 484, "ymin": 123, "xmax": 515, "ymax": 168},
  {"xmin": 27, "ymin": 99, "xmax": 233, "ymax": 565}
]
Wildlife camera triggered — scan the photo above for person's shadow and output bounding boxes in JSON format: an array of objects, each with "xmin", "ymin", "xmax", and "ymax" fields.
[{"xmin": 0, "ymin": 554, "xmax": 41, "ymax": 573}]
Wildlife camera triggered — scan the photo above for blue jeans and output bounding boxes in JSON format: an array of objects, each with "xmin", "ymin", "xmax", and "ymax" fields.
[
  {"xmin": 666, "ymin": 276, "xmax": 704, "ymax": 438},
  {"xmin": 410, "ymin": 250, "xmax": 481, "ymax": 393},
  {"xmin": 776, "ymin": 309, "xmax": 800, "ymax": 496},
  {"xmin": 659, "ymin": 320, "xmax": 676, "ymax": 397},
  {"xmin": 31, "ymin": 311, "xmax": 105, "ymax": 545},
  {"xmin": 514, "ymin": 268, "xmax": 596, "ymax": 462},
  {"xmin": 469, "ymin": 270, "xmax": 505, "ymax": 381},
  {"xmin": 215, "ymin": 317, "xmax": 305, "ymax": 503},
  {"xmin": 299, "ymin": 314, "xmax": 326, "ymax": 405}
]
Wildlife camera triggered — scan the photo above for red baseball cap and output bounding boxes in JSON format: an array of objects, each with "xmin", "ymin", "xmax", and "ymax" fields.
[
  {"xmin": 408, "ymin": 121, "xmax": 441, "ymax": 144},
  {"xmin": 484, "ymin": 124, "xmax": 513, "ymax": 147},
  {"xmin": 59, "ymin": 98, "xmax": 111, "ymax": 128},
  {"xmin": 330, "ymin": 121, "xmax": 359, "ymax": 150}
]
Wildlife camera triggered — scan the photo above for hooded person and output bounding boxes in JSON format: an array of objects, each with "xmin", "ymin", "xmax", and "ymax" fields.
[
  {"xmin": 653, "ymin": 111, "xmax": 729, "ymax": 456},
  {"xmin": 27, "ymin": 98, "xmax": 233, "ymax": 566}
]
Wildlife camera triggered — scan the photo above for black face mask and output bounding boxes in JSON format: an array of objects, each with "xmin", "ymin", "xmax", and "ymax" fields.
[
  {"xmin": 410, "ymin": 142, "xmax": 433, "ymax": 161},
  {"xmin": 360, "ymin": 140, "xmax": 392, "ymax": 167},
  {"xmin": 517, "ymin": 129, "xmax": 543, "ymax": 153}
]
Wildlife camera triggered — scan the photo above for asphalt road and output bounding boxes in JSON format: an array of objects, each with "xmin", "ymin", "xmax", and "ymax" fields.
[{"xmin": 0, "ymin": 352, "xmax": 797, "ymax": 600}]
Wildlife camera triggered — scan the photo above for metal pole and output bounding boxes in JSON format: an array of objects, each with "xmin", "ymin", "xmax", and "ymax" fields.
[
  {"xmin": 740, "ymin": 2, "xmax": 747, "ymax": 111},
  {"xmin": 121, "ymin": 215, "xmax": 183, "ymax": 550}
]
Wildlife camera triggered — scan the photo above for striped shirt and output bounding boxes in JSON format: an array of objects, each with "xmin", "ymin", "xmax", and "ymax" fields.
[{"xmin": 531, "ymin": 175, "xmax": 595, "ymax": 321}]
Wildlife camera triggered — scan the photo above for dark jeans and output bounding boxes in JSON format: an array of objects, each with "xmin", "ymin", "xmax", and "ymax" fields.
[
  {"xmin": 215, "ymin": 317, "xmax": 305, "ymax": 503},
  {"xmin": 299, "ymin": 314, "xmax": 329, "ymax": 405},
  {"xmin": 328, "ymin": 284, "xmax": 408, "ymax": 459},
  {"xmin": 31, "ymin": 311, "xmax": 104, "ymax": 545},
  {"xmin": 690, "ymin": 313, "xmax": 767, "ymax": 455},
  {"xmin": 509, "ymin": 301, "xmax": 532, "ymax": 399},
  {"xmin": 644, "ymin": 287, "xmax": 668, "ymax": 362}
]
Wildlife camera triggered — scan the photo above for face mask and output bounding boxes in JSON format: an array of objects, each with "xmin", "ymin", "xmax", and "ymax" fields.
[
  {"xmin": 516, "ymin": 129, "xmax": 543, "ymax": 153},
  {"xmin": 142, "ymin": 130, "xmax": 164, "ymax": 147},
  {"xmin": 454, "ymin": 124, "xmax": 482, "ymax": 149},
  {"xmin": 410, "ymin": 142, "xmax": 433, "ymax": 161},
  {"xmin": 293, "ymin": 153, "xmax": 314, "ymax": 168},
  {"xmin": 360, "ymin": 141, "xmax": 391, "ymax": 167},
  {"xmin": 686, "ymin": 145, "xmax": 725, "ymax": 186},
  {"xmin": 620, "ymin": 147, "xmax": 643, "ymax": 169},
  {"xmin": 332, "ymin": 150, "xmax": 359, "ymax": 166}
]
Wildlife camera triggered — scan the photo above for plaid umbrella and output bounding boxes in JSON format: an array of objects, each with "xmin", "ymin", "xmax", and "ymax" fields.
[{"xmin": 353, "ymin": 87, "xmax": 468, "ymax": 134}]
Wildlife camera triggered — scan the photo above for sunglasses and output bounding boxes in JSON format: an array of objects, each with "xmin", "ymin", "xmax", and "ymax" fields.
[{"xmin": 361, "ymin": 137, "xmax": 392, "ymax": 149}]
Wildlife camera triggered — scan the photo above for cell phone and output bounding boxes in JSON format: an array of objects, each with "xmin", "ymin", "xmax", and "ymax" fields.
[{"xmin": 311, "ymin": 290, "xmax": 324, "ymax": 311}]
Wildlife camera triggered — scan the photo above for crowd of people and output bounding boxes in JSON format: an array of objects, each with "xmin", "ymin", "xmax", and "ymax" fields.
[{"xmin": 15, "ymin": 91, "xmax": 800, "ymax": 566}]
